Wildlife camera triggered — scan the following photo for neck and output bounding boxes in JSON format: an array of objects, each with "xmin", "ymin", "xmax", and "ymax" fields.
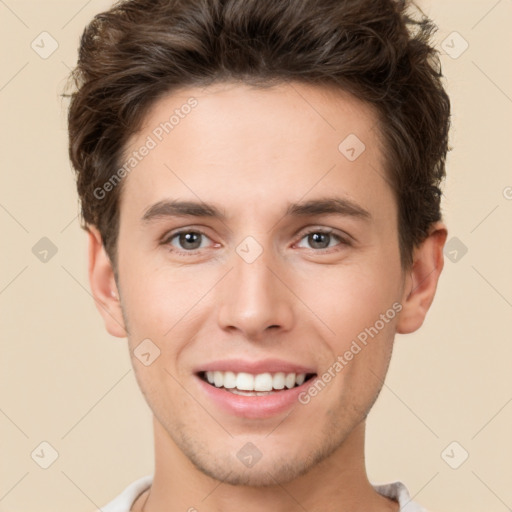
[{"xmin": 136, "ymin": 417, "xmax": 398, "ymax": 512}]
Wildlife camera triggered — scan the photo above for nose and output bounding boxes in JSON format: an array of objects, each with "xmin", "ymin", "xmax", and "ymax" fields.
[{"xmin": 217, "ymin": 245, "xmax": 295, "ymax": 341}]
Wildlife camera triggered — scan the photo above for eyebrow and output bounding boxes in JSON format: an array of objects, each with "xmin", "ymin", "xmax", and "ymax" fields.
[
  {"xmin": 142, "ymin": 200, "xmax": 226, "ymax": 223},
  {"xmin": 141, "ymin": 197, "xmax": 371, "ymax": 223},
  {"xmin": 285, "ymin": 197, "xmax": 371, "ymax": 220}
]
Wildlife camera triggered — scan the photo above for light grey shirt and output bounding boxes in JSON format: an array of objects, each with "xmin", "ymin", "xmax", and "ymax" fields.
[{"xmin": 99, "ymin": 474, "xmax": 428, "ymax": 511}]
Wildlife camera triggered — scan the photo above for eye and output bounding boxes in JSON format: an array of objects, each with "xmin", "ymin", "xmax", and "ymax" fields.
[
  {"xmin": 296, "ymin": 229, "xmax": 348, "ymax": 250},
  {"xmin": 164, "ymin": 230, "xmax": 213, "ymax": 251}
]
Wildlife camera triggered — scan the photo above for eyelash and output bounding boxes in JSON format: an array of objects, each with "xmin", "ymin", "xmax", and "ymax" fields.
[
  {"xmin": 297, "ymin": 228, "xmax": 351, "ymax": 251},
  {"xmin": 161, "ymin": 227, "xmax": 351, "ymax": 256}
]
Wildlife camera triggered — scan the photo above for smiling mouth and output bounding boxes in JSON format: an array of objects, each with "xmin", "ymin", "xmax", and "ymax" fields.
[{"xmin": 197, "ymin": 371, "xmax": 317, "ymax": 396}]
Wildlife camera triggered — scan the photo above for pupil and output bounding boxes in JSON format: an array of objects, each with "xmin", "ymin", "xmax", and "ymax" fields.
[
  {"xmin": 180, "ymin": 232, "xmax": 201, "ymax": 249},
  {"xmin": 309, "ymin": 232, "xmax": 329, "ymax": 249}
]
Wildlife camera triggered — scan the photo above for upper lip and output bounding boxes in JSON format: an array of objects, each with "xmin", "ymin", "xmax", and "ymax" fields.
[{"xmin": 194, "ymin": 358, "xmax": 316, "ymax": 375}]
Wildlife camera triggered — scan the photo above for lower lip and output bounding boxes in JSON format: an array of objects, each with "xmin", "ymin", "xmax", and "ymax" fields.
[{"xmin": 195, "ymin": 375, "xmax": 315, "ymax": 419}]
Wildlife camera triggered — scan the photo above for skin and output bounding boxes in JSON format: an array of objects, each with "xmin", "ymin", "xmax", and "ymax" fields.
[{"xmin": 88, "ymin": 81, "xmax": 447, "ymax": 512}]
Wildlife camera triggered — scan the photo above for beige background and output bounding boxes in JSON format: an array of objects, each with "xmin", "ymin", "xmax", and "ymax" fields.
[{"xmin": 1, "ymin": 1, "xmax": 511, "ymax": 511}]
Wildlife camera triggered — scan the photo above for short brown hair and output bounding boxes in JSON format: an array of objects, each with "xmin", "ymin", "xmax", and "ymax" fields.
[{"xmin": 66, "ymin": 0, "xmax": 451, "ymax": 271}]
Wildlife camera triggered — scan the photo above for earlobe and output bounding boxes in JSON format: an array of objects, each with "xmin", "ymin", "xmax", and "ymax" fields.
[
  {"xmin": 396, "ymin": 222, "xmax": 448, "ymax": 334},
  {"xmin": 87, "ymin": 225, "xmax": 127, "ymax": 338}
]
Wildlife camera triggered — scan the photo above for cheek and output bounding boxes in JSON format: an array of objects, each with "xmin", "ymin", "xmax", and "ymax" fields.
[
  {"xmin": 119, "ymin": 249, "xmax": 206, "ymax": 338},
  {"xmin": 305, "ymin": 267, "xmax": 400, "ymax": 416},
  {"xmin": 296, "ymin": 258, "xmax": 402, "ymax": 346}
]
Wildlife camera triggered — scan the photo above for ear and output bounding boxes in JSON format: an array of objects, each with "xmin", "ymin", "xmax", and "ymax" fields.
[
  {"xmin": 396, "ymin": 222, "xmax": 448, "ymax": 334},
  {"xmin": 87, "ymin": 225, "xmax": 127, "ymax": 338}
]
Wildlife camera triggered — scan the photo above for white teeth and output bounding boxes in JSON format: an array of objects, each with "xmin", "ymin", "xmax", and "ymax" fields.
[
  {"xmin": 223, "ymin": 371, "xmax": 236, "ymax": 389},
  {"xmin": 295, "ymin": 373, "xmax": 306, "ymax": 386},
  {"xmin": 230, "ymin": 389, "xmax": 275, "ymax": 396},
  {"xmin": 236, "ymin": 372, "xmax": 254, "ymax": 391},
  {"xmin": 273, "ymin": 372, "xmax": 286, "ymax": 390},
  {"xmin": 202, "ymin": 371, "xmax": 309, "ymax": 391},
  {"xmin": 254, "ymin": 373, "xmax": 273, "ymax": 391},
  {"xmin": 285, "ymin": 373, "xmax": 296, "ymax": 389},
  {"xmin": 213, "ymin": 371, "xmax": 223, "ymax": 388}
]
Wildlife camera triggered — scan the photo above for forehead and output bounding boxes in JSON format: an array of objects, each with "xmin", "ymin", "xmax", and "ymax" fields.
[{"xmin": 119, "ymin": 81, "xmax": 391, "ymax": 221}]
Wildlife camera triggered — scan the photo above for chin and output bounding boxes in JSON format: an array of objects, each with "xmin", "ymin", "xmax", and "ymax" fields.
[
  {"xmin": 180, "ymin": 432, "xmax": 342, "ymax": 488},
  {"xmin": 191, "ymin": 454, "xmax": 313, "ymax": 487}
]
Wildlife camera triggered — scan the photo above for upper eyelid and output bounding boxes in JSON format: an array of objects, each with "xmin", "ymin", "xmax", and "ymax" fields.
[
  {"xmin": 162, "ymin": 226, "xmax": 210, "ymax": 240},
  {"xmin": 163, "ymin": 226, "xmax": 350, "ymax": 250},
  {"xmin": 163, "ymin": 228, "xmax": 213, "ymax": 246},
  {"xmin": 294, "ymin": 229, "xmax": 350, "ymax": 248}
]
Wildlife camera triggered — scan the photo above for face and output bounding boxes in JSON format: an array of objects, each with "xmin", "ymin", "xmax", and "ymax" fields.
[{"xmin": 94, "ymin": 81, "xmax": 424, "ymax": 486}]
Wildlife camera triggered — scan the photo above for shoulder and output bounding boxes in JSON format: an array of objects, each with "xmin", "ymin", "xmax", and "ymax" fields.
[
  {"xmin": 98, "ymin": 474, "xmax": 153, "ymax": 512},
  {"xmin": 372, "ymin": 480, "xmax": 433, "ymax": 512}
]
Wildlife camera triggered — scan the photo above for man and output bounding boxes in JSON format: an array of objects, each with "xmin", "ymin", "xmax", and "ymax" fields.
[{"xmin": 66, "ymin": 0, "xmax": 450, "ymax": 510}]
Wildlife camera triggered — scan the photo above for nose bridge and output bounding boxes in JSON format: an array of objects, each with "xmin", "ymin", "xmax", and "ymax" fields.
[{"xmin": 217, "ymin": 238, "xmax": 293, "ymax": 338}]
